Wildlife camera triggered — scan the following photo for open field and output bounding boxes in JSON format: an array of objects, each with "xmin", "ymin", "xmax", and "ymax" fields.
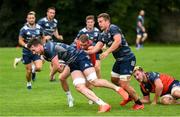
[{"xmin": 0, "ymin": 45, "xmax": 180, "ymax": 116}]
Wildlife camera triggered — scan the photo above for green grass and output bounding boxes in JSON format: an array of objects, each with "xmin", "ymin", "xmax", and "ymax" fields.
[{"xmin": 0, "ymin": 45, "xmax": 180, "ymax": 116}]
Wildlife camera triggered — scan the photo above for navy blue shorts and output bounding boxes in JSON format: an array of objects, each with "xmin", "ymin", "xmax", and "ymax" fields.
[
  {"xmin": 112, "ymin": 56, "xmax": 136, "ymax": 75},
  {"xmin": 69, "ymin": 52, "xmax": 93, "ymax": 72},
  {"xmin": 22, "ymin": 49, "xmax": 41, "ymax": 64}
]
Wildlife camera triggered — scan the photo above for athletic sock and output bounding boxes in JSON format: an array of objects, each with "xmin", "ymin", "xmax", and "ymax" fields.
[{"xmin": 95, "ymin": 99, "xmax": 106, "ymax": 106}]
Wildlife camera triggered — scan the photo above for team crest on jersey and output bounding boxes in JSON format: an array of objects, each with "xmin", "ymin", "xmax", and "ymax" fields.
[
  {"xmin": 27, "ymin": 31, "xmax": 31, "ymax": 35},
  {"xmin": 45, "ymin": 23, "xmax": 49, "ymax": 27}
]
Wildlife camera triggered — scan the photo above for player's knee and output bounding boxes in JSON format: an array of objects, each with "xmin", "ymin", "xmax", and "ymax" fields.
[
  {"xmin": 86, "ymin": 72, "xmax": 98, "ymax": 84},
  {"xmin": 73, "ymin": 78, "xmax": 85, "ymax": 88},
  {"xmin": 35, "ymin": 66, "xmax": 42, "ymax": 72},
  {"xmin": 75, "ymin": 84, "xmax": 86, "ymax": 93}
]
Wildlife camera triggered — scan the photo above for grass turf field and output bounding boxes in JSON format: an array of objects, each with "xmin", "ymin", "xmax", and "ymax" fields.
[{"xmin": 0, "ymin": 45, "xmax": 180, "ymax": 116}]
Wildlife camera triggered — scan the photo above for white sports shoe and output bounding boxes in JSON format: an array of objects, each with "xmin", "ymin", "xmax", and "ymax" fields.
[
  {"xmin": 13, "ymin": 58, "xmax": 21, "ymax": 68},
  {"xmin": 67, "ymin": 96, "xmax": 74, "ymax": 107}
]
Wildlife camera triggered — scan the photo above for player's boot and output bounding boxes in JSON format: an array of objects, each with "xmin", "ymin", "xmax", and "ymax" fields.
[
  {"xmin": 132, "ymin": 104, "xmax": 144, "ymax": 110},
  {"xmin": 13, "ymin": 58, "xmax": 21, "ymax": 68},
  {"xmin": 120, "ymin": 98, "xmax": 132, "ymax": 106},
  {"xmin": 98, "ymin": 104, "xmax": 111, "ymax": 113},
  {"xmin": 27, "ymin": 82, "xmax": 32, "ymax": 89},
  {"xmin": 117, "ymin": 87, "xmax": 129, "ymax": 100},
  {"xmin": 67, "ymin": 95, "xmax": 74, "ymax": 107}
]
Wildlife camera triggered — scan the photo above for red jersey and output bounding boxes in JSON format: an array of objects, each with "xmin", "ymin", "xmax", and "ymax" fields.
[{"xmin": 140, "ymin": 72, "xmax": 175, "ymax": 96}]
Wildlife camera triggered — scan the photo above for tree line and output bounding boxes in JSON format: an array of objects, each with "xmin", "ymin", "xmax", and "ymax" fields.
[{"xmin": 0, "ymin": 0, "xmax": 179, "ymax": 47}]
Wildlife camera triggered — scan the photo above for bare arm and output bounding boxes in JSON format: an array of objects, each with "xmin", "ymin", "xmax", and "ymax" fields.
[
  {"xmin": 152, "ymin": 79, "xmax": 163, "ymax": 105},
  {"xmin": 18, "ymin": 36, "xmax": 27, "ymax": 48},
  {"xmin": 138, "ymin": 21, "xmax": 145, "ymax": 32},
  {"xmin": 141, "ymin": 95, "xmax": 151, "ymax": 104},
  {"xmin": 86, "ymin": 41, "xmax": 104, "ymax": 54},
  {"xmin": 53, "ymin": 28, "xmax": 63, "ymax": 41},
  {"xmin": 100, "ymin": 34, "xmax": 121, "ymax": 60},
  {"xmin": 50, "ymin": 55, "xmax": 65, "ymax": 77}
]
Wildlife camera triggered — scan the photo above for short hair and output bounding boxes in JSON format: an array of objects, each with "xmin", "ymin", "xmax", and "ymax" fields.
[
  {"xmin": 86, "ymin": 15, "xmax": 95, "ymax": 21},
  {"xmin": 28, "ymin": 11, "xmax": 36, "ymax": 16},
  {"xmin": 27, "ymin": 38, "xmax": 42, "ymax": 48},
  {"xmin": 98, "ymin": 13, "xmax": 110, "ymax": 21},
  {"xmin": 79, "ymin": 34, "xmax": 89, "ymax": 43},
  {"xmin": 133, "ymin": 66, "xmax": 144, "ymax": 73},
  {"xmin": 47, "ymin": 7, "xmax": 56, "ymax": 12}
]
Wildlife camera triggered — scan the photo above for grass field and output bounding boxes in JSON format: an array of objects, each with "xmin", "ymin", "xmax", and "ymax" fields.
[{"xmin": 0, "ymin": 45, "xmax": 180, "ymax": 116}]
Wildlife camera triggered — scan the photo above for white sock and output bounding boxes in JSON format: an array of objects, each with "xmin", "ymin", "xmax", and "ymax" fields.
[
  {"xmin": 27, "ymin": 82, "xmax": 32, "ymax": 86},
  {"xmin": 31, "ymin": 64, "xmax": 35, "ymax": 73},
  {"xmin": 115, "ymin": 87, "xmax": 120, "ymax": 92},
  {"xmin": 95, "ymin": 99, "xmax": 106, "ymax": 106}
]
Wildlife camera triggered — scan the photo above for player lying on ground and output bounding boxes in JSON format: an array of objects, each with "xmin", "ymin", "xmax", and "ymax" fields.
[
  {"xmin": 133, "ymin": 66, "xmax": 180, "ymax": 105},
  {"xmin": 27, "ymin": 38, "xmax": 129, "ymax": 113}
]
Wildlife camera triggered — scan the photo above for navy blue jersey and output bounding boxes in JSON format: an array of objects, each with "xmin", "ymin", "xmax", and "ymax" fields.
[
  {"xmin": 136, "ymin": 15, "xmax": 144, "ymax": 33},
  {"xmin": 76, "ymin": 27, "xmax": 100, "ymax": 44},
  {"xmin": 98, "ymin": 24, "xmax": 134, "ymax": 61},
  {"xmin": 43, "ymin": 41, "xmax": 82, "ymax": 65},
  {"xmin": 37, "ymin": 17, "xmax": 58, "ymax": 36},
  {"xmin": 19, "ymin": 23, "xmax": 43, "ymax": 43}
]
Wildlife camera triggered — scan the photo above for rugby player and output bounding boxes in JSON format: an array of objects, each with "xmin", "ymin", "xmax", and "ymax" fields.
[
  {"xmin": 27, "ymin": 38, "xmax": 129, "ymax": 113},
  {"xmin": 133, "ymin": 66, "xmax": 180, "ymax": 105},
  {"xmin": 86, "ymin": 13, "xmax": 144, "ymax": 110}
]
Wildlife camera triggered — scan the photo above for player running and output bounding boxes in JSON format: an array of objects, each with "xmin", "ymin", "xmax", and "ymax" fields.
[
  {"xmin": 27, "ymin": 38, "xmax": 129, "ymax": 113},
  {"xmin": 18, "ymin": 11, "xmax": 43, "ymax": 89},
  {"xmin": 133, "ymin": 66, "xmax": 180, "ymax": 105},
  {"xmin": 86, "ymin": 13, "xmax": 144, "ymax": 110}
]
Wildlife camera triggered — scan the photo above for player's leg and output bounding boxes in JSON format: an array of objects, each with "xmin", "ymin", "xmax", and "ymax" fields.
[
  {"xmin": 13, "ymin": 57, "xmax": 22, "ymax": 68},
  {"xmin": 32, "ymin": 55, "xmax": 42, "ymax": 81},
  {"xmin": 83, "ymin": 67, "xmax": 128, "ymax": 100},
  {"xmin": 59, "ymin": 65, "xmax": 74, "ymax": 107},
  {"xmin": 136, "ymin": 34, "xmax": 142, "ymax": 50},
  {"xmin": 141, "ymin": 32, "xmax": 148, "ymax": 44},
  {"xmin": 71, "ymin": 70, "xmax": 111, "ymax": 113}
]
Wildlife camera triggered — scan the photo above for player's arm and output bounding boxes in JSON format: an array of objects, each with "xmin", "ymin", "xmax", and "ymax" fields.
[
  {"xmin": 100, "ymin": 34, "xmax": 121, "ymax": 60},
  {"xmin": 53, "ymin": 28, "xmax": 63, "ymax": 41},
  {"xmin": 137, "ymin": 21, "xmax": 145, "ymax": 32},
  {"xmin": 140, "ymin": 86, "xmax": 151, "ymax": 103},
  {"xmin": 18, "ymin": 36, "xmax": 27, "ymax": 48},
  {"xmin": 152, "ymin": 79, "xmax": 163, "ymax": 105},
  {"xmin": 50, "ymin": 55, "xmax": 65, "ymax": 76},
  {"xmin": 141, "ymin": 96, "xmax": 151, "ymax": 104},
  {"xmin": 86, "ymin": 41, "xmax": 104, "ymax": 54}
]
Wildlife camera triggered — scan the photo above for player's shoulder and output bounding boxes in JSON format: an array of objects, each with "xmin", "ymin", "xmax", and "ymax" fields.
[
  {"xmin": 80, "ymin": 27, "xmax": 88, "ymax": 33},
  {"xmin": 147, "ymin": 72, "xmax": 160, "ymax": 81},
  {"xmin": 94, "ymin": 27, "xmax": 100, "ymax": 31},
  {"xmin": 110, "ymin": 24, "xmax": 119, "ymax": 30},
  {"xmin": 53, "ymin": 18, "xmax": 58, "ymax": 23},
  {"xmin": 20, "ymin": 24, "xmax": 29, "ymax": 31},
  {"xmin": 38, "ymin": 17, "xmax": 47, "ymax": 22}
]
